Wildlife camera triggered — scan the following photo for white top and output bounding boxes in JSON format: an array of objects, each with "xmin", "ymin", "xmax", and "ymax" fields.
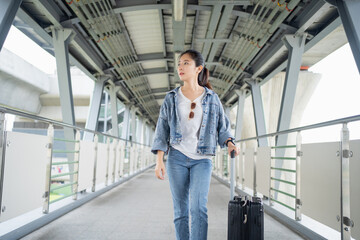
[{"xmin": 172, "ymin": 87, "xmax": 206, "ymax": 159}]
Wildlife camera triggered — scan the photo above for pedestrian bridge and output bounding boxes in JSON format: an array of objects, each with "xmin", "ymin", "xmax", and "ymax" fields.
[
  {"xmin": 0, "ymin": 106, "xmax": 359, "ymax": 240},
  {"xmin": 1, "ymin": 0, "xmax": 360, "ymax": 239}
]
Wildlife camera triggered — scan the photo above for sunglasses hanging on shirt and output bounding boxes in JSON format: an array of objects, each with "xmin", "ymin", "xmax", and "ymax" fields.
[{"xmin": 189, "ymin": 102, "xmax": 196, "ymax": 119}]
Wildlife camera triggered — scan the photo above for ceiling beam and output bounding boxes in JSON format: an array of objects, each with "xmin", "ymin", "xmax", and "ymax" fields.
[
  {"xmin": 207, "ymin": 4, "xmax": 234, "ymax": 62},
  {"xmin": 202, "ymin": 4, "xmax": 223, "ymax": 61},
  {"xmin": 249, "ymin": 1, "xmax": 331, "ymax": 79}
]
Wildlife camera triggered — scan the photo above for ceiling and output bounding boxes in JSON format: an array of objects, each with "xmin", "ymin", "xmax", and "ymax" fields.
[{"xmin": 13, "ymin": 0, "xmax": 347, "ymax": 126}]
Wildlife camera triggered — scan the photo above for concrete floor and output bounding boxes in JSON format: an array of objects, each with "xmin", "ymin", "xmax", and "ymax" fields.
[{"xmin": 21, "ymin": 168, "xmax": 304, "ymax": 240}]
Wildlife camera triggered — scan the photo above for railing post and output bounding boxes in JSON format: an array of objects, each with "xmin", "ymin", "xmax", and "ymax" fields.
[
  {"xmin": 295, "ymin": 131, "xmax": 302, "ymax": 221},
  {"xmin": 112, "ymin": 139, "xmax": 117, "ymax": 184},
  {"xmin": 269, "ymin": 136, "xmax": 275, "ymax": 206},
  {"xmin": 241, "ymin": 142, "xmax": 245, "ymax": 191},
  {"xmin": 43, "ymin": 124, "xmax": 54, "ymax": 214},
  {"xmin": 129, "ymin": 145, "xmax": 133, "ymax": 175},
  {"xmin": 116, "ymin": 140, "xmax": 121, "ymax": 179},
  {"xmin": 340, "ymin": 123, "xmax": 353, "ymax": 240},
  {"xmin": 92, "ymin": 135, "xmax": 98, "ymax": 192},
  {"xmin": 253, "ymin": 143, "xmax": 258, "ymax": 197},
  {"xmin": 0, "ymin": 112, "xmax": 7, "ymax": 216},
  {"xmin": 72, "ymin": 130, "xmax": 80, "ymax": 200},
  {"xmin": 105, "ymin": 138, "xmax": 110, "ymax": 186},
  {"xmin": 236, "ymin": 144, "xmax": 240, "ymax": 187},
  {"xmin": 119, "ymin": 142, "xmax": 124, "ymax": 178}
]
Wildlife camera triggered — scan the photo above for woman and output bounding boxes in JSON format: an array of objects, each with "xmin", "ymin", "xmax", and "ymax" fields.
[{"xmin": 151, "ymin": 49, "xmax": 239, "ymax": 240}]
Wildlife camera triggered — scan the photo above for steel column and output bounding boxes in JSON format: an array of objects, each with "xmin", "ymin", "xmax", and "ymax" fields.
[
  {"xmin": 334, "ymin": 0, "xmax": 360, "ymax": 74},
  {"xmin": 275, "ymin": 33, "xmax": 306, "ymax": 199},
  {"xmin": 83, "ymin": 77, "xmax": 106, "ymax": 141},
  {"xmin": 109, "ymin": 86, "xmax": 119, "ymax": 137},
  {"xmin": 52, "ymin": 27, "xmax": 77, "ymax": 172},
  {"xmin": 234, "ymin": 90, "xmax": 246, "ymax": 141},
  {"xmin": 130, "ymin": 107, "xmax": 137, "ymax": 143},
  {"xmin": 0, "ymin": 0, "xmax": 22, "ymax": 51},
  {"xmin": 247, "ymin": 80, "xmax": 268, "ymax": 147},
  {"xmin": 276, "ymin": 34, "xmax": 306, "ymax": 138},
  {"xmin": 121, "ymin": 105, "xmax": 131, "ymax": 142}
]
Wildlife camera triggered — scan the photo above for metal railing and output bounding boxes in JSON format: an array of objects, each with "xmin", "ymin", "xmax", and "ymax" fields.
[
  {"xmin": 0, "ymin": 106, "xmax": 155, "ymax": 224},
  {"xmin": 213, "ymin": 114, "xmax": 360, "ymax": 240}
]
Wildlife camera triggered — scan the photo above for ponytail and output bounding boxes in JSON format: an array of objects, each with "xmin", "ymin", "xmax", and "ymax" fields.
[{"xmin": 198, "ymin": 67, "xmax": 213, "ymax": 90}]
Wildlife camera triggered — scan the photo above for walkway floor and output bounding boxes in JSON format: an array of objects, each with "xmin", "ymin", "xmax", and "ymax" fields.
[{"xmin": 21, "ymin": 168, "xmax": 305, "ymax": 240}]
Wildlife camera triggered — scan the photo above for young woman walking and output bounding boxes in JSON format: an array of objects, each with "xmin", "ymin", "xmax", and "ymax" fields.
[{"xmin": 151, "ymin": 49, "xmax": 239, "ymax": 240}]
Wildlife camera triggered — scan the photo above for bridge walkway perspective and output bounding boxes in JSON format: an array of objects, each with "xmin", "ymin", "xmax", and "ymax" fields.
[{"xmin": 20, "ymin": 168, "xmax": 304, "ymax": 240}]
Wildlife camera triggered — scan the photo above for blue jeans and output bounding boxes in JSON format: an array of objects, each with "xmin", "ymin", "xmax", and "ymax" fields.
[{"xmin": 166, "ymin": 147, "xmax": 212, "ymax": 240}]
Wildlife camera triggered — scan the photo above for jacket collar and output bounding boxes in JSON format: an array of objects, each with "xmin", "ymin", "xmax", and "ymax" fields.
[{"xmin": 169, "ymin": 86, "xmax": 214, "ymax": 96}]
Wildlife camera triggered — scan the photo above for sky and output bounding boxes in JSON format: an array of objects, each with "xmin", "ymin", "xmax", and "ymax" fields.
[
  {"xmin": 301, "ymin": 43, "xmax": 360, "ymax": 143},
  {"xmin": 3, "ymin": 26, "xmax": 56, "ymax": 74},
  {"xmin": 2, "ymin": 26, "xmax": 360, "ymax": 142}
]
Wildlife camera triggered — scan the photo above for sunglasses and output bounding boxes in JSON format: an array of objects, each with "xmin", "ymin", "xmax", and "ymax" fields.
[{"xmin": 189, "ymin": 102, "xmax": 196, "ymax": 119}]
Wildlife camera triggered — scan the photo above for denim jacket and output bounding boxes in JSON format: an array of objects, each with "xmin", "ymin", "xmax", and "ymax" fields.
[{"xmin": 151, "ymin": 86, "xmax": 234, "ymax": 156}]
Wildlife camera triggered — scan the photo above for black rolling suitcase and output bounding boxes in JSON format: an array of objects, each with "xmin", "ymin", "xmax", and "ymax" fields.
[
  {"xmin": 227, "ymin": 151, "xmax": 264, "ymax": 240},
  {"xmin": 227, "ymin": 195, "xmax": 264, "ymax": 240}
]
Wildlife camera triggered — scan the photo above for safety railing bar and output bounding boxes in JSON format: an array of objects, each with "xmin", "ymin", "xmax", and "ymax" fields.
[
  {"xmin": 53, "ymin": 138, "xmax": 79, "ymax": 143},
  {"xmin": 51, "ymin": 171, "xmax": 78, "ymax": 179},
  {"xmin": 0, "ymin": 106, "xmax": 150, "ymax": 147},
  {"xmin": 234, "ymin": 113, "xmax": 360, "ymax": 143},
  {"xmin": 52, "ymin": 161, "xmax": 79, "ymax": 166},
  {"xmin": 49, "ymin": 193, "xmax": 77, "ymax": 204},
  {"xmin": 271, "ymin": 167, "xmax": 296, "ymax": 173},
  {"xmin": 271, "ymin": 157, "xmax": 296, "ymax": 160},
  {"xmin": 271, "ymin": 177, "xmax": 296, "ymax": 186},
  {"xmin": 271, "ymin": 145, "xmax": 296, "ymax": 149},
  {"xmin": 270, "ymin": 187, "xmax": 296, "ymax": 198},
  {"xmin": 53, "ymin": 150, "xmax": 79, "ymax": 154},
  {"xmin": 50, "ymin": 182, "xmax": 77, "ymax": 191},
  {"xmin": 270, "ymin": 198, "xmax": 296, "ymax": 211}
]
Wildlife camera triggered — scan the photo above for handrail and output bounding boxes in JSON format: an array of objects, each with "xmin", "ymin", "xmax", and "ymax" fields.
[
  {"xmin": 235, "ymin": 114, "xmax": 360, "ymax": 143},
  {"xmin": 0, "ymin": 106, "xmax": 150, "ymax": 147}
]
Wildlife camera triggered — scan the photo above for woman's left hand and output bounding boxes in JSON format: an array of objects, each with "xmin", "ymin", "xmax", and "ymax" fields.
[{"xmin": 227, "ymin": 142, "xmax": 240, "ymax": 157}]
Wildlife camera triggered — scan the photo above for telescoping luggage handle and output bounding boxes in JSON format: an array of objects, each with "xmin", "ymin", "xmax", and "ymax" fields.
[{"xmin": 230, "ymin": 150, "xmax": 235, "ymax": 200}]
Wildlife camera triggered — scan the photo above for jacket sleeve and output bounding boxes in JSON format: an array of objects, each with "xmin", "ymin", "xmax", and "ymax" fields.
[
  {"xmin": 151, "ymin": 97, "xmax": 170, "ymax": 155},
  {"xmin": 216, "ymin": 95, "xmax": 234, "ymax": 148}
]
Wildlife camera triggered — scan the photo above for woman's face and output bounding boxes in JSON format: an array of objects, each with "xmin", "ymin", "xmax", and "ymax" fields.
[{"xmin": 177, "ymin": 53, "xmax": 203, "ymax": 82}]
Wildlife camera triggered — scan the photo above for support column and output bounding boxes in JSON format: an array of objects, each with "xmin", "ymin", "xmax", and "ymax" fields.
[
  {"xmin": 103, "ymin": 92, "xmax": 109, "ymax": 134},
  {"xmin": 0, "ymin": 0, "xmax": 22, "ymax": 51},
  {"xmin": 276, "ymin": 34, "xmax": 306, "ymax": 148},
  {"xmin": 83, "ymin": 77, "xmax": 106, "ymax": 141},
  {"xmin": 52, "ymin": 27, "xmax": 76, "ymax": 164},
  {"xmin": 130, "ymin": 107, "xmax": 137, "ymax": 144},
  {"xmin": 247, "ymin": 80, "xmax": 268, "ymax": 147},
  {"xmin": 142, "ymin": 120, "xmax": 147, "ymax": 145},
  {"xmin": 274, "ymin": 34, "xmax": 306, "ymax": 199},
  {"xmin": 109, "ymin": 86, "xmax": 119, "ymax": 137},
  {"xmin": 137, "ymin": 117, "xmax": 145, "ymax": 145},
  {"xmin": 121, "ymin": 104, "xmax": 131, "ymax": 142},
  {"xmin": 333, "ymin": 0, "xmax": 360, "ymax": 74},
  {"xmin": 234, "ymin": 90, "xmax": 246, "ymax": 141}
]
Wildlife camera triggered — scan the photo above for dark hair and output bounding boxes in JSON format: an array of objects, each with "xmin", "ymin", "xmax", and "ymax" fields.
[{"xmin": 179, "ymin": 49, "xmax": 213, "ymax": 90}]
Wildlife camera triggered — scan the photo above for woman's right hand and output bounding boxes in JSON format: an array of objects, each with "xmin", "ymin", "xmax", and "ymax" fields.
[{"xmin": 155, "ymin": 160, "xmax": 166, "ymax": 180}]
